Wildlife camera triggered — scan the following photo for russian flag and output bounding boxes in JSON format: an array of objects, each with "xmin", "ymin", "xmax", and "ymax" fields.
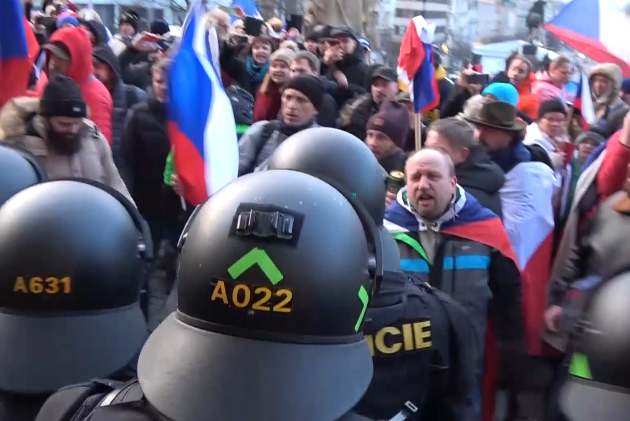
[
  {"xmin": 397, "ymin": 16, "xmax": 440, "ymax": 114},
  {"xmin": 168, "ymin": 2, "xmax": 239, "ymax": 206},
  {"xmin": 545, "ymin": 0, "xmax": 630, "ymax": 76},
  {"xmin": 0, "ymin": 0, "xmax": 39, "ymax": 108},
  {"xmin": 574, "ymin": 71, "xmax": 596, "ymax": 130},
  {"xmin": 232, "ymin": 0, "xmax": 263, "ymax": 20}
]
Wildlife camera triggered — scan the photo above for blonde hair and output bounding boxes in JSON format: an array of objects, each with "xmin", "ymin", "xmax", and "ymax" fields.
[{"xmin": 259, "ymin": 72, "xmax": 275, "ymax": 94}]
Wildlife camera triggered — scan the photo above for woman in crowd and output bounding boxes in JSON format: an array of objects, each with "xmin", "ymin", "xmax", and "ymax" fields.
[
  {"xmin": 246, "ymin": 36, "xmax": 273, "ymax": 96},
  {"xmin": 253, "ymin": 48, "xmax": 295, "ymax": 122}
]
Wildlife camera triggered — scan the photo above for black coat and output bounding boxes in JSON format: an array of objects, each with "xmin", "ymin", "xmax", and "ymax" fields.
[
  {"xmin": 119, "ymin": 98, "xmax": 171, "ymax": 222},
  {"xmin": 456, "ymin": 146, "xmax": 505, "ymax": 218}
]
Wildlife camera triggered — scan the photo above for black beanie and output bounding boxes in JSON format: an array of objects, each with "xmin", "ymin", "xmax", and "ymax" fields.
[
  {"xmin": 283, "ymin": 75, "xmax": 325, "ymax": 110},
  {"xmin": 150, "ymin": 19, "xmax": 170, "ymax": 36},
  {"xmin": 40, "ymin": 75, "xmax": 87, "ymax": 118},
  {"xmin": 538, "ymin": 98, "xmax": 567, "ymax": 120}
]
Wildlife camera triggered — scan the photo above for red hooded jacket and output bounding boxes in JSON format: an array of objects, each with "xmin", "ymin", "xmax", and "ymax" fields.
[{"xmin": 35, "ymin": 27, "xmax": 113, "ymax": 145}]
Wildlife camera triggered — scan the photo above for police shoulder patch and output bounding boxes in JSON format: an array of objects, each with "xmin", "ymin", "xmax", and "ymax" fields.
[{"xmin": 364, "ymin": 318, "xmax": 432, "ymax": 358}]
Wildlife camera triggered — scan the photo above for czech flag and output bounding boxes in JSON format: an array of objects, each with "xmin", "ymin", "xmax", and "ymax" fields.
[
  {"xmin": 545, "ymin": 0, "xmax": 630, "ymax": 76},
  {"xmin": 397, "ymin": 16, "xmax": 440, "ymax": 114},
  {"xmin": 574, "ymin": 71, "xmax": 596, "ymax": 130},
  {"xmin": 168, "ymin": 1, "xmax": 239, "ymax": 206},
  {"xmin": 0, "ymin": 0, "xmax": 39, "ymax": 108}
]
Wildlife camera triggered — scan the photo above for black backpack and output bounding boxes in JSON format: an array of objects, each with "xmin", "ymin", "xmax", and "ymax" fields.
[{"xmin": 226, "ymin": 85, "xmax": 254, "ymax": 126}]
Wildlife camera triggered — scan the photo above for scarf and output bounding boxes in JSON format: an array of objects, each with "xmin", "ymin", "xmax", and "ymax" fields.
[
  {"xmin": 277, "ymin": 117, "xmax": 315, "ymax": 138},
  {"xmin": 488, "ymin": 140, "xmax": 531, "ymax": 173},
  {"xmin": 246, "ymin": 56, "xmax": 269, "ymax": 84}
]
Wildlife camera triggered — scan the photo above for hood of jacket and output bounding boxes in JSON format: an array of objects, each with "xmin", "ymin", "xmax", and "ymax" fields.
[
  {"xmin": 83, "ymin": 20, "xmax": 109, "ymax": 46},
  {"xmin": 339, "ymin": 40, "xmax": 365, "ymax": 69},
  {"xmin": 0, "ymin": 97, "xmax": 41, "ymax": 142},
  {"xmin": 93, "ymin": 44, "xmax": 121, "ymax": 84},
  {"xmin": 589, "ymin": 62, "xmax": 623, "ymax": 106},
  {"xmin": 456, "ymin": 146, "xmax": 505, "ymax": 197},
  {"xmin": 46, "ymin": 27, "xmax": 94, "ymax": 86}
]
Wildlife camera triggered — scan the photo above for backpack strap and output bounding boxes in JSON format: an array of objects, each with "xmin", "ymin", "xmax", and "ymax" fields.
[
  {"xmin": 254, "ymin": 120, "xmax": 280, "ymax": 158},
  {"xmin": 34, "ymin": 379, "xmax": 123, "ymax": 421}
]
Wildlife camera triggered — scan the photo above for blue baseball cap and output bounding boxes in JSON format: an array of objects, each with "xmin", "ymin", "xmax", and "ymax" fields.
[{"xmin": 482, "ymin": 83, "xmax": 519, "ymax": 106}]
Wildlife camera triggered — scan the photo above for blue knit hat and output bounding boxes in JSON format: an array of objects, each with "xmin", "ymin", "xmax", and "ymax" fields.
[
  {"xmin": 621, "ymin": 77, "xmax": 630, "ymax": 95},
  {"xmin": 482, "ymin": 82, "xmax": 519, "ymax": 106}
]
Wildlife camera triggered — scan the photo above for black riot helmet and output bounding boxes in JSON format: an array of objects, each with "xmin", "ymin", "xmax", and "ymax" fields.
[
  {"xmin": 560, "ymin": 271, "xmax": 630, "ymax": 420},
  {"xmin": 266, "ymin": 127, "xmax": 388, "ymax": 223},
  {"xmin": 0, "ymin": 144, "xmax": 47, "ymax": 207},
  {"xmin": 265, "ymin": 127, "xmax": 399, "ymax": 275},
  {"xmin": 138, "ymin": 170, "xmax": 374, "ymax": 421},
  {"xmin": 0, "ymin": 181, "xmax": 147, "ymax": 394}
]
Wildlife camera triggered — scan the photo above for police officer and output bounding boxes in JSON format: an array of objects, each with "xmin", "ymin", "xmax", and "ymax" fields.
[
  {"xmin": 0, "ymin": 143, "xmax": 47, "ymax": 207},
  {"xmin": 266, "ymin": 128, "xmax": 477, "ymax": 420},
  {"xmin": 0, "ymin": 180, "xmax": 148, "ymax": 421},
  {"xmin": 39, "ymin": 170, "xmax": 378, "ymax": 421},
  {"xmin": 558, "ymin": 270, "xmax": 630, "ymax": 421}
]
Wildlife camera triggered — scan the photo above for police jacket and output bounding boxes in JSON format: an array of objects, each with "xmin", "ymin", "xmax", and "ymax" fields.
[
  {"xmin": 354, "ymin": 271, "xmax": 477, "ymax": 421},
  {"xmin": 384, "ymin": 188, "xmax": 525, "ymax": 383}
]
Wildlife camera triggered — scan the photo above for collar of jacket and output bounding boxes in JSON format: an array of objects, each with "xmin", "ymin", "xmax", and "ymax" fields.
[{"xmin": 393, "ymin": 185, "xmax": 466, "ymax": 233}]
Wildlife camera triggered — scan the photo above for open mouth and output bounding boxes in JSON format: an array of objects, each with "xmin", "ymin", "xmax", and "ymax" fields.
[{"xmin": 417, "ymin": 194, "xmax": 434, "ymax": 207}]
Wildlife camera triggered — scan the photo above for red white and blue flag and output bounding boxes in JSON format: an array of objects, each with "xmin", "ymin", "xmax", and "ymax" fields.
[
  {"xmin": 0, "ymin": 0, "xmax": 39, "ymax": 108},
  {"xmin": 574, "ymin": 70, "xmax": 596, "ymax": 130},
  {"xmin": 397, "ymin": 16, "xmax": 440, "ymax": 114},
  {"xmin": 545, "ymin": 0, "xmax": 630, "ymax": 76},
  {"xmin": 168, "ymin": 2, "xmax": 239, "ymax": 206}
]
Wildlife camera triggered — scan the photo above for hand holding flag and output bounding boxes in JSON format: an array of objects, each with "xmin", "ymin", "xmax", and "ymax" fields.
[{"xmin": 167, "ymin": 1, "xmax": 239, "ymax": 206}]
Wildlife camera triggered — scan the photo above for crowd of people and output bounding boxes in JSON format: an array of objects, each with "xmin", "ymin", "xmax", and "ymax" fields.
[{"xmin": 2, "ymin": 0, "xmax": 630, "ymax": 420}]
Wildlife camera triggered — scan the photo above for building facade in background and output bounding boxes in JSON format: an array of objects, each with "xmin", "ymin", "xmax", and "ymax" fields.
[{"xmin": 78, "ymin": 0, "xmax": 232, "ymax": 30}]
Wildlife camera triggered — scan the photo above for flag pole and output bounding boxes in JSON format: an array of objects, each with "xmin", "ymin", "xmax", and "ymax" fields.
[{"xmin": 414, "ymin": 114, "xmax": 422, "ymax": 150}]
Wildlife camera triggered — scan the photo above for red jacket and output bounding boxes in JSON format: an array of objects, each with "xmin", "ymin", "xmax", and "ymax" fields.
[
  {"xmin": 35, "ymin": 27, "xmax": 113, "ymax": 145},
  {"xmin": 253, "ymin": 82, "xmax": 281, "ymax": 122}
]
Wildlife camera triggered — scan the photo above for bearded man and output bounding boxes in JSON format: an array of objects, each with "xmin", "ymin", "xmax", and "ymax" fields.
[{"xmin": 0, "ymin": 75, "xmax": 131, "ymax": 202}]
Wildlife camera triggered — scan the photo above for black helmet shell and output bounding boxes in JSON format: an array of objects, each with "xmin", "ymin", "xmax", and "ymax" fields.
[
  {"xmin": 266, "ymin": 127, "xmax": 388, "ymax": 223},
  {"xmin": 138, "ymin": 170, "xmax": 373, "ymax": 421},
  {"xmin": 0, "ymin": 144, "xmax": 46, "ymax": 207},
  {"xmin": 0, "ymin": 180, "xmax": 147, "ymax": 394},
  {"xmin": 560, "ymin": 272, "xmax": 630, "ymax": 420}
]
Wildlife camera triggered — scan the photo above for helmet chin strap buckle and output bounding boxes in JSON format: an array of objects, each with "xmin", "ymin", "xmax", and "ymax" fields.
[
  {"xmin": 235, "ymin": 210, "xmax": 295, "ymax": 240},
  {"xmin": 388, "ymin": 401, "xmax": 418, "ymax": 421}
]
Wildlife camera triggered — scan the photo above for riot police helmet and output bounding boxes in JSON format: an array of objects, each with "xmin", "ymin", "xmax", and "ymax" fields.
[
  {"xmin": 0, "ymin": 144, "xmax": 47, "ymax": 207},
  {"xmin": 138, "ymin": 170, "xmax": 375, "ymax": 421},
  {"xmin": 265, "ymin": 127, "xmax": 399, "ymax": 274},
  {"xmin": 266, "ymin": 127, "xmax": 388, "ymax": 223},
  {"xmin": 560, "ymin": 271, "xmax": 630, "ymax": 420},
  {"xmin": 0, "ymin": 180, "xmax": 148, "ymax": 394}
]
